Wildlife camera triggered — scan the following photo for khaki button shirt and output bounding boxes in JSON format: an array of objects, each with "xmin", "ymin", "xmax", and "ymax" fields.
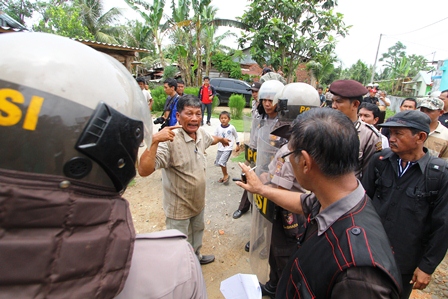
[
  {"xmin": 355, "ymin": 120, "xmax": 382, "ymax": 179},
  {"xmin": 155, "ymin": 128, "xmax": 214, "ymax": 219}
]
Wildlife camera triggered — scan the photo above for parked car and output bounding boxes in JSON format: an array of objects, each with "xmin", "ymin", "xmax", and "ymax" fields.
[{"xmin": 210, "ymin": 78, "xmax": 252, "ymax": 107}]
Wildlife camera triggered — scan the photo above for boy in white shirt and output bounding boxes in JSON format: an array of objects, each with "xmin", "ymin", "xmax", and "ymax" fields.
[{"xmin": 214, "ymin": 111, "xmax": 240, "ymax": 184}]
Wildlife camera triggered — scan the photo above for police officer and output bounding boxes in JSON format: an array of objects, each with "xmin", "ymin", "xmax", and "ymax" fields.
[
  {"xmin": 330, "ymin": 79, "xmax": 383, "ymax": 178},
  {"xmin": 257, "ymin": 83, "xmax": 321, "ymax": 298},
  {"xmin": 0, "ymin": 33, "xmax": 206, "ymax": 299}
]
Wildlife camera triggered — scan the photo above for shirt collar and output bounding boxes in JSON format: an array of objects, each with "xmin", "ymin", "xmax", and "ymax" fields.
[
  {"xmin": 384, "ymin": 148, "xmax": 430, "ymax": 175},
  {"xmin": 315, "ymin": 181, "xmax": 365, "ymax": 236},
  {"xmin": 178, "ymin": 127, "xmax": 203, "ymax": 144}
]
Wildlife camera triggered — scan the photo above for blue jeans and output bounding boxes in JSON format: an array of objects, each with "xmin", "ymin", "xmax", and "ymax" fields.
[{"xmin": 201, "ymin": 103, "xmax": 212, "ymax": 124}]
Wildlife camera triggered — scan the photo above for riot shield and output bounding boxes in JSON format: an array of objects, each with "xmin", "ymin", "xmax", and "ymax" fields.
[
  {"xmin": 243, "ymin": 115, "xmax": 261, "ymax": 165},
  {"xmin": 249, "ymin": 118, "xmax": 285, "ymax": 283}
]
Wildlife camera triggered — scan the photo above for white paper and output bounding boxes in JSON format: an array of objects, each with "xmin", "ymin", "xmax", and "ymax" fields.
[{"xmin": 220, "ymin": 273, "xmax": 262, "ymax": 299}]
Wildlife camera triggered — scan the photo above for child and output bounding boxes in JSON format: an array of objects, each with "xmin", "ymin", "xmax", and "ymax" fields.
[{"xmin": 214, "ymin": 111, "xmax": 240, "ymax": 184}]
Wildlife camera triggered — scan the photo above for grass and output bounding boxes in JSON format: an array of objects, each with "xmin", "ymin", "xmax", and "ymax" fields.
[
  {"xmin": 128, "ymin": 178, "xmax": 136, "ymax": 187},
  {"xmin": 231, "ymin": 151, "xmax": 246, "ymax": 163}
]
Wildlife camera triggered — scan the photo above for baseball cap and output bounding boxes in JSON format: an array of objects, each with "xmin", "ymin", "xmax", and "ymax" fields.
[
  {"xmin": 248, "ymin": 82, "xmax": 262, "ymax": 91},
  {"xmin": 329, "ymin": 80, "xmax": 368, "ymax": 98},
  {"xmin": 419, "ymin": 97, "xmax": 444, "ymax": 111},
  {"xmin": 379, "ymin": 110, "xmax": 430, "ymax": 134}
]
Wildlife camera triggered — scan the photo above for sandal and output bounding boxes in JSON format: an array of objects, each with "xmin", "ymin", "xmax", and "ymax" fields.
[
  {"xmin": 218, "ymin": 178, "xmax": 224, "ymax": 183},
  {"xmin": 222, "ymin": 177, "xmax": 229, "ymax": 185}
]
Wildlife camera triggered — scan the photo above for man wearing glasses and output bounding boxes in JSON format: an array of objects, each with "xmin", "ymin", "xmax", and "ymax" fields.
[{"xmin": 236, "ymin": 108, "xmax": 401, "ymax": 298}]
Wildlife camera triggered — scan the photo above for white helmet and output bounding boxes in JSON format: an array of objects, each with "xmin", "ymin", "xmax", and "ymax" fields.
[
  {"xmin": 274, "ymin": 82, "xmax": 321, "ymax": 121},
  {"xmin": 0, "ymin": 32, "xmax": 152, "ymax": 192},
  {"xmin": 258, "ymin": 80, "xmax": 285, "ymax": 102}
]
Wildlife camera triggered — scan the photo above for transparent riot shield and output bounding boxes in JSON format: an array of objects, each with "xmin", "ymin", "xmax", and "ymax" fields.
[
  {"xmin": 243, "ymin": 115, "xmax": 260, "ymax": 166},
  {"xmin": 249, "ymin": 118, "xmax": 283, "ymax": 283}
]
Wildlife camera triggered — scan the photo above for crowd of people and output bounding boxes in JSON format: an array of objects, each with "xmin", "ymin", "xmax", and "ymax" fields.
[{"xmin": 2, "ymin": 32, "xmax": 448, "ymax": 299}]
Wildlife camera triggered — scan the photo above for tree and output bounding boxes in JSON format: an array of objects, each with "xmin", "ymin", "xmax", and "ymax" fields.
[
  {"xmin": 306, "ymin": 52, "xmax": 337, "ymax": 87},
  {"xmin": 76, "ymin": 0, "xmax": 122, "ymax": 43},
  {"xmin": 168, "ymin": 0, "xmax": 246, "ymax": 85},
  {"xmin": 125, "ymin": 0, "xmax": 167, "ymax": 66},
  {"xmin": 211, "ymin": 52, "xmax": 242, "ymax": 79},
  {"xmin": 341, "ymin": 60, "xmax": 372, "ymax": 85},
  {"xmin": 239, "ymin": 0, "xmax": 349, "ymax": 82},
  {"xmin": 33, "ymin": 3, "xmax": 94, "ymax": 39},
  {"xmin": 202, "ymin": 6, "xmax": 237, "ymax": 77},
  {"xmin": 379, "ymin": 41, "xmax": 406, "ymax": 67}
]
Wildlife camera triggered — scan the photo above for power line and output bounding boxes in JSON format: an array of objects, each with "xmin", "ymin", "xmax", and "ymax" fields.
[
  {"xmin": 383, "ymin": 35, "xmax": 448, "ymax": 53},
  {"xmin": 388, "ymin": 16, "xmax": 448, "ymax": 36}
]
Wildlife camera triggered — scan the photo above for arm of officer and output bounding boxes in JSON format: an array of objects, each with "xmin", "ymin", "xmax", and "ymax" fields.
[
  {"xmin": 236, "ymin": 162, "xmax": 304, "ymax": 214},
  {"xmin": 138, "ymin": 125, "xmax": 182, "ymax": 177}
]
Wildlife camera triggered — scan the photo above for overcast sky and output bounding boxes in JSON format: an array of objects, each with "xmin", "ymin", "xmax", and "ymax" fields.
[{"xmin": 107, "ymin": 0, "xmax": 448, "ymax": 70}]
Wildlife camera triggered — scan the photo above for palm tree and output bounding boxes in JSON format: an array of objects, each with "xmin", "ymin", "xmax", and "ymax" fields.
[
  {"xmin": 124, "ymin": 0, "xmax": 167, "ymax": 66},
  {"xmin": 306, "ymin": 52, "xmax": 337, "ymax": 87},
  {"xmin": 76, "ymin": 0, "xmax": 122, "ymax": 43}
]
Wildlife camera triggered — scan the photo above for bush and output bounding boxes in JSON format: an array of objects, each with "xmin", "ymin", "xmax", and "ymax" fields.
[
  {"xmin": 150, "ymin": 86, "xmax": 167, "ymax": 112},
  {"xmin": 229, "ymin": 94, "xmax": 246, "ymax": 120}
]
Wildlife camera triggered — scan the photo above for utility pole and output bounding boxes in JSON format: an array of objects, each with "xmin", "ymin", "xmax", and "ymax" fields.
[{"xmin": 370, "ymin": 34, "xmax": 382, "ymax": 84}]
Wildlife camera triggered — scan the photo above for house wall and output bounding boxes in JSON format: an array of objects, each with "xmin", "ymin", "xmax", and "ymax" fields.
[{"xmin": 432, "ymin": 60, "xmax": 448, "ymax": 92}]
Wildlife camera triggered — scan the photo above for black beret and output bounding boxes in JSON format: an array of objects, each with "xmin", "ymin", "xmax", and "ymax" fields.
[{"xmin": 329, "ymin": 80, "xmax": 368, "ymax": 98}]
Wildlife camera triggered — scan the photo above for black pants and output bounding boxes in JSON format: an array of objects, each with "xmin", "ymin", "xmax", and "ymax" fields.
[
  {"xmin": 400, "ymin": 274, "xmax": 414, "ymax": 299},
  {"xmin": 238, "ymin": 190, "xmax": 252, "ymax": 212},
  {"xmin": 201, "ymin": 103, "xmax": 212, "ymax": 123}
]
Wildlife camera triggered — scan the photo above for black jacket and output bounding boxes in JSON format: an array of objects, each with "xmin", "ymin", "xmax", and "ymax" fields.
[
  {"xmin": 277, "ymin": 195, "xmax": 401, "ymax": 298},
  {"xmin": 362, "ymin": 148, "xmax": 448, "ymax": 275}
]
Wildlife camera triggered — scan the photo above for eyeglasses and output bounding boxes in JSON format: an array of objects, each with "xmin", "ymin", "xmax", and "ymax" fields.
[{"xmin": 281, "ymin": 148, "xmax": 302, "ymax": 159}]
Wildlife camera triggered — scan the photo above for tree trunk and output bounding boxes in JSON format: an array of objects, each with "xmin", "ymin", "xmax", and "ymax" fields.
[{"xmin": 196, "ymin": 22, "xmax": 202, "ymax": 86}]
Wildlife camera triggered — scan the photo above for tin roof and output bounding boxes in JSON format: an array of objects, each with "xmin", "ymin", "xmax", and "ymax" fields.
[
  {"xmin": 0, "ymin": 11, "xmax": 28, "ymax": 32},
  {"xmin": 72, "ymin": 38, "xmax": 149, "ymax": 53}
]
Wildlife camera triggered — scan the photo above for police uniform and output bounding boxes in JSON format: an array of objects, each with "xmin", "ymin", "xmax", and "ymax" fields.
[
  {"xmin": 329, "ymin": 80, "xmax": 383, "ymax": 179},
  {"xmin": 355, "ymin": 120, "xmax": 383, "ymax": 178},
  {"xmin": 263, "ymin": 145, "xmax": 306, "ymax": 293},
  {"xmin": 116, "ymin": 230, "xmax": 207, "ymax": 299}
]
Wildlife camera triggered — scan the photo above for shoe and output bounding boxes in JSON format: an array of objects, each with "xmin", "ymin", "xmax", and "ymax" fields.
[
  {"xmin": 259, "ymin": 246, "xmax": 268, "ymax": 259},
  {"xmin": 260, "ymin": 282, "xmax": 276, "ymax": 298},
  {"xmin": 199, "ymin": 254, "xmax": 215, "ymax": 265},
  {"xmin": 207, "ymin": 121, "xmax": 211, "ymax": 126},
  {"xmin": 233, "ymin": 209, "xmax": 243, "ymax": 219},
  {"xmin": 245, "ymin": 241, "xmax": 250, "ymax": 252}
]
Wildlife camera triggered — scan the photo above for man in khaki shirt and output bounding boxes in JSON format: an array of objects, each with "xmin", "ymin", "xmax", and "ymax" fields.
[
  {"xmin": 139, "ymin": 95, "xmax": 229, "ymax": 265},
  {"xmin": 419, "ymin": 97, "xmax": 448, "ymax": 161}
]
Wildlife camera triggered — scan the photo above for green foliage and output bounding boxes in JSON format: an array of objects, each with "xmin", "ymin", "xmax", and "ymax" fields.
[
  {"xmin": 184, "ymin": 87, "xmax": 199, "ymax": 96},
  {"xmin": 239, "ymin": 0, "xmax": 349, "ymax": 81},
  {"xmin": 33, "ymin": 5, "xmax": 94, "ymax": 39},
  {"xmin": 163, "ymin": 66, "xmax": 178, "ymax": 80},
  {"xmin": 150, "ymin": 86, "xmax": 167, "ymax": 112},
  {"xmin": 341, "ymin": 60, "xmax": 372, "ymax": 85},
  {"xmin": 211, "ymin": 53, "xmax": 242, "ymax": 79},
  {"xmin": 228, "ymin": 94, "xmax": 246, "ymax": 120},
  {"xmin": 385, "ymin": 109, "xmax": 395, "ymax": 120}
]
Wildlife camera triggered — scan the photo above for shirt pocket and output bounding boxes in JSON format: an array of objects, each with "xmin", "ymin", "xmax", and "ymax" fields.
[{"xmin": 405, "ymin": 187, "xmax": 431, "ymax": 219}]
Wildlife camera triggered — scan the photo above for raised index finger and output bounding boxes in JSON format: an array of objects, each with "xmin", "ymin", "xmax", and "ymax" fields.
[{"xmin": 165, "ymin": 125, "xmax": 183, "ymax": 131}]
